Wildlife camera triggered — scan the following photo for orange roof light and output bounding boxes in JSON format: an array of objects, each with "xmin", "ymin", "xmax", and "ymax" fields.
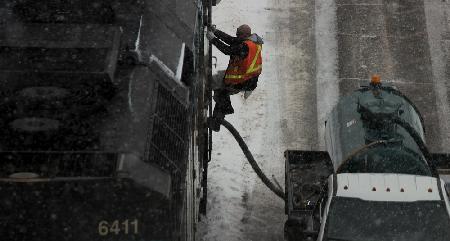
[{"xmin": 371, "ymin": 74, "xmax": 381, "ymax": 85}]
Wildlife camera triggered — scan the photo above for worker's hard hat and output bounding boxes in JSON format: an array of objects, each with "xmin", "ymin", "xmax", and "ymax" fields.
[
  {"xmin": 236, "ymin": 24, "xmax": 251, "ymax": 39},
  {"xmin": 370, "ymin": 74, "xmax": 381, "ymax": 86}
]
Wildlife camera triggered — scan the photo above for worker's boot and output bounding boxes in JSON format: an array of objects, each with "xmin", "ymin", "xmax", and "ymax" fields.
[
  {"xmin": 207, "ymin": 116, "xmax": 223, "ymax": 132},
  {"xmin": 207, "ymin": 117, "xmax": 220, "ymax": 132},
  {"xmin": 208, "ymin": 110, "xmax": 225, "ymax": 132}
]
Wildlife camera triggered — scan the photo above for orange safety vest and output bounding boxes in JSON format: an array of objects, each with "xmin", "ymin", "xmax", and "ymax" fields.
[{"xmin": 224, "ymin": 40, "xmax": 262, "ymax": 85}]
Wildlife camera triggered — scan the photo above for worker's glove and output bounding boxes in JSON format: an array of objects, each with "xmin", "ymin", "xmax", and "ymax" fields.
[
  {"xmin": 206, "ymin": 30, "xmax": 216, "ymax": 41},
  {"xmin": 208, "ymin": 24, "xmax": 217, "ymax": 33}
]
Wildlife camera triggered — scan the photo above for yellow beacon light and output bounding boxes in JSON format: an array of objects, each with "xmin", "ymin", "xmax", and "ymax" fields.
[{"xmin": 371, "ymin": 74, "xmax": 381, "ymax": 86}]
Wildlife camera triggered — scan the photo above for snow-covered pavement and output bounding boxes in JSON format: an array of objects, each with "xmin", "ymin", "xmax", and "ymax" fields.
[
  {"xmin": 333, "ymin": 0, "xmax": 449, "ymax": 152},
  {"xmin": 199, "ymin": 0, "xmax": 319, "ymax": 240},
  {"xmin": 199, "ymin": 0, "xmax": 450, "ymax": 240}
]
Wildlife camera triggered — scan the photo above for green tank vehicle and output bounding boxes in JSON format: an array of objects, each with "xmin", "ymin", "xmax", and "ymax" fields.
[
  {"xmin": 0, "ymin": 0, "xmax": 215, "ymax": 240},
  {"xmin": 285, "ymin": 80, "xmax": 450, "ymax": 241}
]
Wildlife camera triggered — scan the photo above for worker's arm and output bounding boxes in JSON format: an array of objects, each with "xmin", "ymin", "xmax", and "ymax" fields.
[
  {"xmin": 210, "ymin": 38, "xmax": 249, "ymax": 57},
  {"xmin": 213, "ymin": 29, "xmax": 238, "ymax": 45}
]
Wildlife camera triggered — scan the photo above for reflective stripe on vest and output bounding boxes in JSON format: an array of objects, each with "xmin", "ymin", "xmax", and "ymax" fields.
[
  {"xmin": 224, "ymin": 40, "xmax": 262, "ymax": 85},
  {"xmin": 246, "ymin": 44, "xmax": 262, "ymax": 74}
]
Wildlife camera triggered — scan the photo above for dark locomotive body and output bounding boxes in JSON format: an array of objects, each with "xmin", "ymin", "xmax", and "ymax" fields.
[{"xmin": 0, "ymin": 1, "xmax": 212, "ymax": 240}]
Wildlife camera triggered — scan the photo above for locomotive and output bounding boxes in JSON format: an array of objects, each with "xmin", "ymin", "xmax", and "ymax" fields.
[{"xmin": 0, "ymin": 0, "xmax": 215, "ymax": 240}]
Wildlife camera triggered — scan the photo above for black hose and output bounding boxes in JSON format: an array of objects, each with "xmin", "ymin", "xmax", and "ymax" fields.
[
  {"xmin": 391, "ymin": 117, "xmax": 438, "ymax": 176},
  {"xmin": 219, "ymin": 119, "xmax": 286, "ymax": 201}
]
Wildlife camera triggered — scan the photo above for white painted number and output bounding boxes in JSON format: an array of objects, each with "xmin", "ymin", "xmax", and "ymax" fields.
[
  {"xmin": 131, "ymin": 219, "xmax": 138, "ymax": 234},
  {"xmin": 98, "ymin": 219, "xmax": 139, "ymax": 236},
  {"xmin": 110, "ymin": 220, "xmax": 120, "ymax": 235},
  {"xmin": 98, "ymin": 221, "xmax": 109, "ymax": 236},
  {"xmin": 123, "ymin": 219, "xmax": 129, "ymax": 234}
]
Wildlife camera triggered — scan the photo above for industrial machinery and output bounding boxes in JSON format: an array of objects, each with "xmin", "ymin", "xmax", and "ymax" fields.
[
  {"xmin": 0, "ymin": 0, "xmax": 216, "ymax": 240},
  {"xmin": 284, "ymin": 79, "xmax": 450, "ymax": 241}
]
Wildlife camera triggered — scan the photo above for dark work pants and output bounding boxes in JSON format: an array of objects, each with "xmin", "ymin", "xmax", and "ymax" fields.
[
  {"xmin": 212, "ymin": 77, "xmax": 258, "ymax": 118},
  {"xmin": 213, "ymin": 89, "xmax": 234, "ymax": 117}
]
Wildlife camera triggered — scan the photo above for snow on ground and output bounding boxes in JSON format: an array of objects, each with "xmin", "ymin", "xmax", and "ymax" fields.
[
  {"xmin": 423, "ymin": 0, "xmax": 450, "ymax": 152},
  {"xmin": 315, "ymin": 0, "xmax": 338, "ymax": 150},
  {"xmin": 199, "ymin": 0, "xmax": 320, "ymax": 240},
  {"xmin": 199, "ymin": 0, "xmax": 450, "ymax": 239}
]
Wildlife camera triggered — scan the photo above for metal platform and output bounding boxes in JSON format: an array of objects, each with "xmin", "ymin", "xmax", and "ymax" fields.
[{"xmin": 284, "ymin": 150, "xmax": 333, "ymax": 240}]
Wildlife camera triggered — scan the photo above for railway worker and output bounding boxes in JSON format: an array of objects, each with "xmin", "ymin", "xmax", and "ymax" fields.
[{"xmin": 206, "ymin": 24, "xmax": 264, "ymax": 131}]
